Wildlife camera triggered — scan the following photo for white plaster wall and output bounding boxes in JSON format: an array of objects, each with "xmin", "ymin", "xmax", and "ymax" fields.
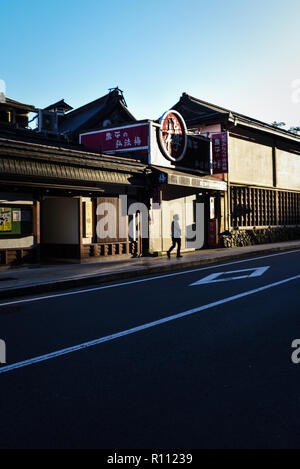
[
  {"xmin": 276, "ymin": 150, "xmax": 300, "ymax": 191},
  {"xmin": 149, "ymin": 205, "xmax": 162, "ymax": 253},
  {"xmin": 149, "ymin": 123, "xmax": 172, "ymax": 168},
  {"xmin": 149, "ymin": 193, "xmax": 197, "ymax": 253},
  {"xmin": 161, "ymin": 198, "xmax": 186, "ymax": 252},
  {"xmin": 0, "ymin": 236, "xmax": 34, "ymax": 248},
  {"xmin": 229, "ymin": 136, "xmax": 273, "ymax": 186}
]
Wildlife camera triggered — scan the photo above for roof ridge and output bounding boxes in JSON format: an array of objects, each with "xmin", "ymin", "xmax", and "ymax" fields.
[
  {"xmin": 181, "ymin": 92, "xmax": 300, "ymax": 140},
  {"xmin": 182, "ymin": 93, "xmax": 230, "ymax": 114},
  {"xmin": 4, "ymin": 97, "xmax": 36, "ymax": 110}
]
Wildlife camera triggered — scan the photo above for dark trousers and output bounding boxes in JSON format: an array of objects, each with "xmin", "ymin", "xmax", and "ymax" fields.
[{"xmin": 168, "ymin": 238, "xmax": 181, "ymax": 257}]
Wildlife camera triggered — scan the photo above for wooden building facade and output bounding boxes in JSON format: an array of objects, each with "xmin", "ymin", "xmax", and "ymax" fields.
[
  {"xmin": 0, "ymin": 134, "xmax": 149, "ymax": 264},
  {"xmin": 172, "ymin": 93, "xmax": 300, "ymax": 242},
  {"xmin": 0, "ymin": 88, "xmax": 150, "ymax": 265}
]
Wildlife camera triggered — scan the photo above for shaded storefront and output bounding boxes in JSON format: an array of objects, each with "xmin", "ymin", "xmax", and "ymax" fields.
[
  {"xmin": 148, "ymin": 167, "xmax": 227, "ymax": 255},
  {"xmin": 0, "ymin": 134, "xmax": 148, "ymax": 264}
]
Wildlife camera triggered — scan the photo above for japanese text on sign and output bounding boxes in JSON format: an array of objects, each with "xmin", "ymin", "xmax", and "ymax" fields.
[
  {"xmin": 212, "ymin": 132, "xmax": 228, "ymax": 174},
  {"xmin": 80, "ymin": 124, "xmax": 149, "ymax": 153}
]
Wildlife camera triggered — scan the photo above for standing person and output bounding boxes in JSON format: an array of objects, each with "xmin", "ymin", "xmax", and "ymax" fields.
[{"xmin": 167, "ymin": 214, "xmax": 183, "ymax": 258}]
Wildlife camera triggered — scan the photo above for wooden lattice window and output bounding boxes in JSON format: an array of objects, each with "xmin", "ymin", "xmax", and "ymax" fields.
[{"xmin": 231, "ymin": 186, "xmax": 300, "ymax": 227}]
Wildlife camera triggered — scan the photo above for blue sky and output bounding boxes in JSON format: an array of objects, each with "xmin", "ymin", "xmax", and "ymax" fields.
[{"xmin": 1, "ymin": 0, "xmax": 300, "ymax": 126}]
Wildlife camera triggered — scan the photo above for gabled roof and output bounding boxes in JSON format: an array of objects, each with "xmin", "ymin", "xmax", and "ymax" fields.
[
  {"xmin": 173, "ymin": 93, "xmax": 230, "ymax": 119},
  {"xmin": 59, "ymin": 88, "xmax": 136, "ymax": 134},
  {"xmin": 173, "ymin": 92, "xmax": 300, "ymax": 142}
]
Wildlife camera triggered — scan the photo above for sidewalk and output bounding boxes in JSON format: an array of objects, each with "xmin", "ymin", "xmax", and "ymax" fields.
[{"xmin": 0, "ymin": 240, "xmax": 299, "ymax": 301}]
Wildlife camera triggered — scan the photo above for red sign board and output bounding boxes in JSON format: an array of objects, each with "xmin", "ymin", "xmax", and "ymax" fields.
[
  {"xmin": 212, "ymin": 132, "xmax": 228, "ymax": 174},
  {"xmin": 158, "ymin": 110, "xmax": 187, "ymax": 162},
  {"xmin": 79, "ymin": 123, "xmax": 149, "ymax": 154}
]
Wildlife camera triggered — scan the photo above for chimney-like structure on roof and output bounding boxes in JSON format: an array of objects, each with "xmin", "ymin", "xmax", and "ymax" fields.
[{"xmin": 44, "ymin": 99, "xmax": 73, "ymax": 116}]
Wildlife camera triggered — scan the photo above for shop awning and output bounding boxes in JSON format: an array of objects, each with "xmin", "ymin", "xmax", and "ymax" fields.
[{"xmin": 151, "ymin": 166, "xmax": 227, "ymax": 191}]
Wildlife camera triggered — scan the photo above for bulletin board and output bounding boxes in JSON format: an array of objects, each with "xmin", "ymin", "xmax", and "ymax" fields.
[
  {"xmin": 0, "ymin": 206, "xmax": 33, "ymax": 235},
  {"xmin": 0, "ymin": 208, "xmax": 12, "ymax": 232}
]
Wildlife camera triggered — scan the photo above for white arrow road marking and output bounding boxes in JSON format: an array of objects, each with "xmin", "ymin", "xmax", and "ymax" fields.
[{"xmin": 190, "ymin": 266, "xmax": 270, "ymax": 286}]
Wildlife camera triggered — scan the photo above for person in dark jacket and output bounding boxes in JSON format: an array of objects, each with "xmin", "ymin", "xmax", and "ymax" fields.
[{"xmin": 167, "ymin": 214, "xmax": 182, "ymax": 258}]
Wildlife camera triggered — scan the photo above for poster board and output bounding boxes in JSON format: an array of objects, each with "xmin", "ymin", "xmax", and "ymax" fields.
[
  {"xmin": 0, "ymin": 208, "xmax": 12, "ymax": 231},
  {"xmin": 0, "ymin": 207, "xmax": 33, "ymax": 235}
]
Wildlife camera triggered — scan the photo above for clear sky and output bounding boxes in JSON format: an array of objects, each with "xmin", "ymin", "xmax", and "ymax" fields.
[{"xmin": 1, "ymin": 0, "xmax": 300, "ymax": 127}]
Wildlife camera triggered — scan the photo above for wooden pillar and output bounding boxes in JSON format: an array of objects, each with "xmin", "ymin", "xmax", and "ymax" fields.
[
  {"xmin": 224, "ymin": 187, "xmax": 229, "ymax": 231},
  {"xmin": 78, "ymin": 197, "xmax": 83, "ymax": 259},
  {"xmin": 272, "ymin": 142, "xmax": 277, "ymax": 188},
  {"xmin": 125, "ymin": 214, "xmax": 130, "ymax": 254},
  {"xmin": 33, "ymin": 200, "xmax": 41, "ymax": 262},
  {"xmin": 218, "ymin": 194, "xmax": 225, "ymax": 234},
  {"xmin": 227, "ymin": 180, "xmax": 231, "ymax": 231},
  {"xmin": 137, "ymin": 211, "xmax": 142, "ymax": 256}
]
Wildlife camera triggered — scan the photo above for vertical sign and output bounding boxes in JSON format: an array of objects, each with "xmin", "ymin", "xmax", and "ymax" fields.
[
  {"xmin": 209, "ymin": 197, "xmax": 215, "ymax": 219},
  {"xmin": 85, "ymin": 201, "xmax": 93, "ymax": 237},
  {"xmin": 212, "ymin": 132, "xmax": 228, "ymax": 174}
]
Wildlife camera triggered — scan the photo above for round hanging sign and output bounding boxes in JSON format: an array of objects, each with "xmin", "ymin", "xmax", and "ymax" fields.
[{"xmin": 158, "ymin": 110, "xmax": 187, "ymax": 162}]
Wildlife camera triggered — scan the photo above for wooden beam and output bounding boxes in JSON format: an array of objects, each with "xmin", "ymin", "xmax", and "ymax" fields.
[{"xmin": 272, "ymin": 142, "xmax": 277, "ymax": 188}]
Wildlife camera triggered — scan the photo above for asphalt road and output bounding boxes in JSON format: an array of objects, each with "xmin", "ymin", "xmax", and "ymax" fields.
[{"xmin": 0, "ymin": 249, "xmax": 300, "ymax": 449}]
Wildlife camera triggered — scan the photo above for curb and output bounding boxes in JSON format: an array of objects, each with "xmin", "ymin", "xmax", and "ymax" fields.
[{"xmin": 0, "ymin": 243, "xmax": 300, "ymax": 302}]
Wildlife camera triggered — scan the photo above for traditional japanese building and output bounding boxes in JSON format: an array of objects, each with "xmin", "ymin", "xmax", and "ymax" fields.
[
  {"xmin": 0, "ymin": 89, "xmax": 147, "ymax": 265},
  {"xmin": 1, "ymin": 88, "xmax": 299, "ymax": 265},
  {"xmin": 58, "ymin": 87, "xmax": 136, "ymax": 141},
  {"xmin": 172, "ymin": 93, "xmax": 300, "ymax": 247},
  {"xmin": 78, "ymin": 108, "xmax": 227, "ymax": 256}
]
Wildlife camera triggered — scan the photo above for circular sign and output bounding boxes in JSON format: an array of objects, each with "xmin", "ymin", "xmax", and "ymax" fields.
[{"xmin": 158, "ymin": 110, "xmax": 187, "ymax": 162}]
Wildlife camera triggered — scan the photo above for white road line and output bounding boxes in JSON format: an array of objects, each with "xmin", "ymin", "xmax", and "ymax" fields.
[
  {"xmin": 0, "ymin": 248, "xmax": 299, "ymax": 307},
  {"xmin": 0, "ymin": 273, "xmax": 299, "ymax": 375}
]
